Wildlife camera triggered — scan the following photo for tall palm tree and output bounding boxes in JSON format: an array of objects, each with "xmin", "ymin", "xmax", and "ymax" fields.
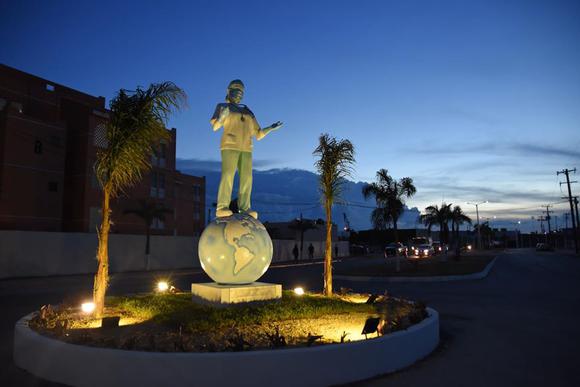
[
  {"xmin": 450, "ymin": 205, "xmax": 471, "ymax": 255},
  {"xmin": 362, "ymin": 169, "xmax": 416, "ymax": 242},
  {"xmin": 93, "ymin": 82, "xmax": 186, "ymax": 317},
  {"xmin": 313, "ymin": 133, "xmax": 355, "ymax": 296},
  {"xmin": 123, "ymin": 199, "xmax": 173, "ymax": 268},
  {"xmin": 421, "ymin": 203, "xmax": 453, "ymax": 244}
]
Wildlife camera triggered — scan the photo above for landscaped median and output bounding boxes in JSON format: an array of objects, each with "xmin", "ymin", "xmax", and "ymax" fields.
[
  {"xmin": 14, "ymin": 292, "xmax": 439, "ymax": 387},
  {"xmin": 335, "ymin": 252, "xmax": 498, "ymax": 282}
]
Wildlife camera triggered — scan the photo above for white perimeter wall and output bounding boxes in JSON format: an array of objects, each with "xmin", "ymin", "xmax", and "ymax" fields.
[{"xmin": 0, "ymin": 231, "xmax": 349, "ymax": 279}]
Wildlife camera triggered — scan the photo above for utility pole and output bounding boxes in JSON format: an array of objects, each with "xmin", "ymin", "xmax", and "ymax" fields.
[
  {"xmin": 467, "ymin": 201, "xmax": 488, "ymax": 249},
  {"xmin": 537, "ymin": 216, "xmax": 546, "ymax": 234},
  {"xmin": 575, "ymin": 197, "xmax": 580, "ymax": 247},
  {"xmin": 557, "ymin": 168, "xmax": 578, "ymax": 254},
  {"xmin": 543, "ymin": 205, "xmax": 553, "ymax": 244}
]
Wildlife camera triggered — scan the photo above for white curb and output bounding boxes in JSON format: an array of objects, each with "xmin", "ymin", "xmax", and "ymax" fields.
[
  {"xmin": 335, "ymin": 257, "xmax": 497, "ymax": 283},
  {"xmin": 14, "ymin": 308, "xmax": 439, "ymax": 387}
]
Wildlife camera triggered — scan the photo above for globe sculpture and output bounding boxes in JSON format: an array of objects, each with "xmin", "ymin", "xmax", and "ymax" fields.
[{"xmin": 198, "ymin": 213, "xmax": 273, "ymax": 284}]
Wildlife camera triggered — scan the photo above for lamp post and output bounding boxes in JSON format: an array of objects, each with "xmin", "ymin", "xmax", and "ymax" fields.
[
  {"xmin": 511, "ymin": 220, "xmax": 521, "ymax": 248},
  {"xmin": 467, "ymin": 201, "xmax": 488, "ymax": 250}
]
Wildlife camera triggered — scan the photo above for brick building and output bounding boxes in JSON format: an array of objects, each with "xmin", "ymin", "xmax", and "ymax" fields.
[{"xmin": 0, "ymin": 64, "xmax": 205, "ymax": 236}]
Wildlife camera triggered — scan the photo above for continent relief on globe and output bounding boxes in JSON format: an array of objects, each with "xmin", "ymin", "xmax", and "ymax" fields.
[{"xmin": 216, "ymin": 216, "xmax": 267, "ymax": 275}]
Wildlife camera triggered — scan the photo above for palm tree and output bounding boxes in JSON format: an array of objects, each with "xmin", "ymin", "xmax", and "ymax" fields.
[
  {"xmin": 421, "ymin": 203, "xmax": 453, "ymax": 244},
  {"xmin": 93, "ymin": 82, "xmax": 186, "ymax": 317},
  {"xmin": 362, "ymin": 169, "xmax": 416, "ymax": 242},
  {"xmin": 450, "ymin": 205, "xmax": 471, "ymax": 257},
  {"xmin": 123, "ymin": 199, "xmax": 173, "ymax": 269},
  {"xmin": 313, "ymin": 133, "xmax": 355, "ymax": 296}
]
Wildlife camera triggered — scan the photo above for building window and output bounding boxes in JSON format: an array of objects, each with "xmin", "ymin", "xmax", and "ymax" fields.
[
  {"xmin": 158, "ymin": 173, "xmax": 165, "ymax": 198},
  {"xmin": 193, "ymin": 184, "xmax": 201, "ymax": 201},
  {"xmin": 150, "ymin": 172, "xmax": 158, "ymax": 197},
  {"xmin": 150, "ymin": 172, "xmax": 165, "ymax": 198},
  {"xmin": 46, "ymin": 83, "xmax": 55, "ymax": 92},
  {"xmin": 159, "ymin": 143, "xmax": 167, "ymax": 167},
  {"xmin": 151, "ymin": 217, "xmax": 165, "ymax": 230},
  {"xmin": 48, "ymin": 181, "xmax": 58, "ymax": 192},
  {"xmin": 34, "ymin": 140, "xmax": 43, "ymax": 154}
]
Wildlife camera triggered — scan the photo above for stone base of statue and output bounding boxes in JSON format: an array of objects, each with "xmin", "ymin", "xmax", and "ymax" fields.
[
  {"xmin": 194, "ymin": 213, "xmax": 280, "ymax": 306},
  {"xmin": 191, "ymin": 282, "xmax": 282, "ymax": 306}
]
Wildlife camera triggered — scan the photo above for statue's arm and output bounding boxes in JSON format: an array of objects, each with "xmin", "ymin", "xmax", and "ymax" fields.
[
  {"xmin": 256, "ymin": 121, "xmax": 283, "ymax": 140},
  {"xmin": 210, "ymin": 104, "xmax": 229, "ymax": 131}
]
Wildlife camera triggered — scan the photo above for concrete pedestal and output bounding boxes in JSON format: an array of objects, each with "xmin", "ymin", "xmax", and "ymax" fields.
[{"xmin": 191, "ymin": 282, "xmax": 282, "ymax": 306}]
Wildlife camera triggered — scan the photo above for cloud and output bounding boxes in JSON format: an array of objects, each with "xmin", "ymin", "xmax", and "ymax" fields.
[
  {"xmin": 412, "ymin": 140, "xmax": 580, "ymax": 161},
  {"xmin": 511, "ymin": 143, "xmax": 580, "ymax": 160},
  {"xmin": 418, "ymin": 182, "xmax": 559, "ymax": 204}
]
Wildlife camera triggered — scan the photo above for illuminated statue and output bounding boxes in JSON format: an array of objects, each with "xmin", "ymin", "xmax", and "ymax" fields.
[{"xmin": 210, "ymin": 79, "xmax": 283, "ymax": 219}]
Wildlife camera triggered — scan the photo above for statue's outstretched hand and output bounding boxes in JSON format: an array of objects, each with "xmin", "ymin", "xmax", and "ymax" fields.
[{"xmin": 270, "ymin": 121, "xmax": 283, "ymax": 130}]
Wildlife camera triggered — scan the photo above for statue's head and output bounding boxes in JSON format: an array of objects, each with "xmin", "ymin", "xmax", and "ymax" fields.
[{"xmin": 226, "ymin": 79, "xmax": 245, "ymax": 104}]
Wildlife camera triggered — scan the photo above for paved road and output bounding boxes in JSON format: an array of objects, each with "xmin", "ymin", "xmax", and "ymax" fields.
[{"xmin": 1, "ymin": 249, "xmax": 579, "ymax": 386}]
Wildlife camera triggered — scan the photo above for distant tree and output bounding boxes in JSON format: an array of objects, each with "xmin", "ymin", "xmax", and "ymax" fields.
[
  {"xmin": 124, "ymin": 200, "xmax": 173, "ymax": 267},
  {"xmin": 362, "ymin": 169, "xmax": 416, "ymax": 242},
  {"xmin": 473, "ymin": 222, "xmax": 493, "ymax": 248},
  {"xmin": 314, "ymin": 133, "xmax": 355, "ymax": 296},
  {"xmin": 93, "ymin": 82, "xmax": 186, "ymax": 317},
  {"xmin": 288, "ymin": 216, "xmax": 317, "ymax": 260},
  {"xmin": 421, "ymin": 203, "xmax": 453, "ymax": 244},
  {"xmin": 370, "ymin": 206, "xmax": 392, "ymax": 231},
  {"xmin": 450, "ymin": 205, "xmax": 471, "ymax": 258}
]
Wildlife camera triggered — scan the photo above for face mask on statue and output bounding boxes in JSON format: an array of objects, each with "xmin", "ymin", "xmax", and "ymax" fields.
[{"xmin": 226, "ymin": 79, "xmax": 245, "ymax": 104}]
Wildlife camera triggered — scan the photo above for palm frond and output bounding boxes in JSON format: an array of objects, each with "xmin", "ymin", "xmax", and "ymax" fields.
[
  {"xmin": 95, "ymin": 82, "xmax": 186, "ymax": 197},
  {"xmin": 313, "ymin": 133, "xmax": 355, "ymax": 205}
]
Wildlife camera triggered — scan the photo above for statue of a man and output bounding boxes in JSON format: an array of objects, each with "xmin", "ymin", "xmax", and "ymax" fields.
[{"xmin": 210, "ymin": 79, "xmax": 282, "ymax": 219}]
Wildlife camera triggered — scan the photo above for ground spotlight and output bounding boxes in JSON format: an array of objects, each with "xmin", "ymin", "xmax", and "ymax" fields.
[
  {"xmin": 294, "ymin": 287, "xmax": 305, "ymax": 296},
  {"xmin": 157, "ymin": 281, "xmax": 169, "ymax": 292},
  {"xmin": 81, "ymin": 302, "xmax": 95, "ymax": 314}
]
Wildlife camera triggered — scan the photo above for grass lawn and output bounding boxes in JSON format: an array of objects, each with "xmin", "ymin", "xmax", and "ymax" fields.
[
  {"xmin": 335, "ymin": 251, "xmax": 497, "ymax": 277},
  {"xmin": 29, "ymin": 291, "xmax": 427, "ymax": 352}
]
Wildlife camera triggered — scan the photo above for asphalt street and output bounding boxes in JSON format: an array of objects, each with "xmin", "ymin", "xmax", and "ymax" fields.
[{"xmin": 1, "ymin": 249, "xmax": 579, "ymax": 386}]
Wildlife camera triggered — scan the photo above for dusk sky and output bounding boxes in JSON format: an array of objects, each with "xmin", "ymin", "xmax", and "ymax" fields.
[{"xmin": 1, "ymin": 0, "xmax": 579, "ymax": 231}]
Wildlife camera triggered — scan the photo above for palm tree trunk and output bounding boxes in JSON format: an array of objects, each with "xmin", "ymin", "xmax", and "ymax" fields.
[
  {"xmin": 145, "ymin": 229, "xmax": 151, "ymax": 255},
  {"xmin": 145, "ymin": 227, "xmax": 151, "ymax": 271},
  {"xmin": 323, "ymin": 200, "xmax": 333, "ymax": 296},
  {"xmin": 93, "ymin": 185, "xmax": 111, "ymax": 318}
]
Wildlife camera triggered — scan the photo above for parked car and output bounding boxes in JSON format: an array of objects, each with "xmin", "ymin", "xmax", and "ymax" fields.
[
  {"xmin": 536, "ymin": 243, "xmax": 553, "ymax": 252},
  {"xmin": 408, "ymin": 237, "xmax": 434, "ymax": 258},
  {"xmin": 432, "ymin": 241, "xmax": 447, "ymax": 254},
  {"xmin": 384, "ymin": 242, "xmax": 408, "ymax": 258}
]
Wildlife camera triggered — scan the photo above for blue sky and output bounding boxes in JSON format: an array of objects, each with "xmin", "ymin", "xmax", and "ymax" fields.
[{"xmin": 1, "ymin": 0, "xmax": 579, "ymax": 231}]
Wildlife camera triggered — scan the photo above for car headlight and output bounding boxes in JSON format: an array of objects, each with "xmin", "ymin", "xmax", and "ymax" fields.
[
  {"xmin": 424, "ymin": 249, "xmax": 429, "ymax": 255},
  {"xmin": 414, "ymin": 249, "xmax": 419, "ymax": 254},
  {"xmin": 397, "ymin": 248, "xmax": 402, "ymax": 252}
]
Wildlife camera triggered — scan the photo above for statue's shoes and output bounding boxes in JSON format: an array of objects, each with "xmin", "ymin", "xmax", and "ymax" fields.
[
  {"xmin": 216, "ymin": 208, "xmax": 233, "ymax": 218},
  {"xmin": 244, "ymin": 209, "xmax": 258, "ymax": 219}
]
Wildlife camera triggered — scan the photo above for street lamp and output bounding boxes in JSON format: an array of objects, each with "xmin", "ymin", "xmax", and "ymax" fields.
[{"xmin": 467, "ymin": 201, "xmax": 488, "ymax": 249}]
